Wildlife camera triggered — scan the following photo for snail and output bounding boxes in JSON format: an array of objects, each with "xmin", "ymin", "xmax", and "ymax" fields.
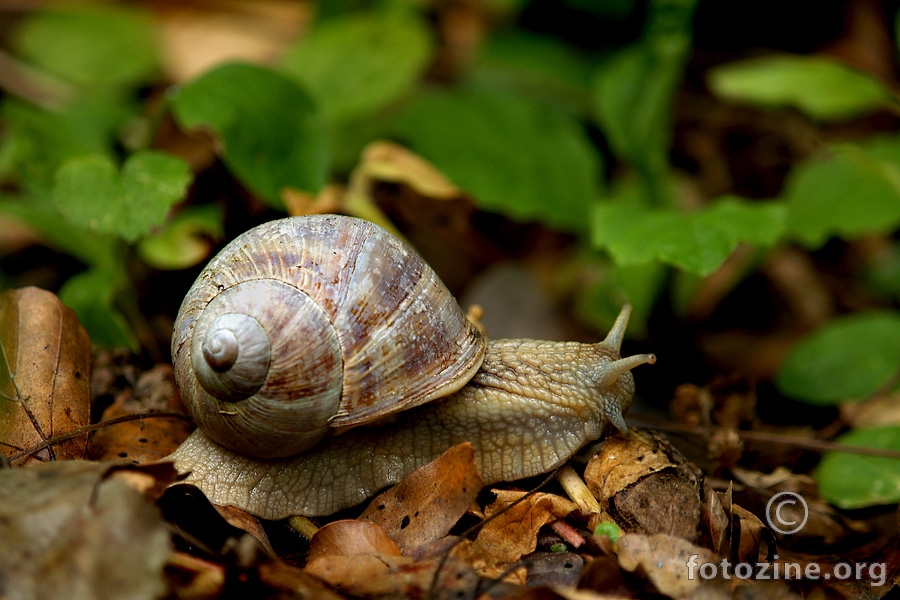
[{"xmin": 169, "ymin": 215, "xmax": 656, "ymax": 519}]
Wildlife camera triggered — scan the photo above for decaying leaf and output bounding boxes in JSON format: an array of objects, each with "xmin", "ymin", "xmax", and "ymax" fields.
[
  {"xmin": 305, "ymin": 551, "xmax": 481, "ymax": 598},
  {"xmin": 87, "ymin": 364, "xmax": 193, "ymax": 463},
  {"xmin": 452, "ymin": 489, "xmax": 577, "ymax": 581},
  {"xmin": 585, "ymin": 432, "xmax": 709, "ymax": 544},
  {"xmin": 0, "ymin": 287, "xmax": 91, "ymax": 464},
  {"xmin": 359, "ymin": 441, "xmax": 483, "ymax": 559},
  {"xmin": 308, "ymin": 520, "xmax": 402, "ymax": 562},
  {"xmin": 0, "ymin": 460, "xmax": 173, "ymax": 600},
  {"xmin": 616, "ymin": 533, "xmax": 718, "ymax": 597}
]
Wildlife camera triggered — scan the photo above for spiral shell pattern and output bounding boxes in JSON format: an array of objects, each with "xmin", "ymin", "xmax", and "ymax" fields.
[{"xmin": 172, "ymin": 215, "xmax": 485, "ymax": 458}]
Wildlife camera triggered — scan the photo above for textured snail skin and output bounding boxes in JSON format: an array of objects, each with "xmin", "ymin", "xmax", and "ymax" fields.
[{"xmin": 170, "ymin": 307, "xmax": 655, "ymax": 519}]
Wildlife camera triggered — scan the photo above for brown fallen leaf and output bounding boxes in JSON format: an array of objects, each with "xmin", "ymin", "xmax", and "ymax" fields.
[
  {"xmin": 0, "ymin": 287, "xmax": 91, "ymax": 465},
  {"xmin": 585, "ymin": 432, "xmax": 708, "ymax": 544},
  {"xmin": 452, "ymin": 490, "xmax": 577, "ymax": 581},
  {"xmin": 305, "ymin": 552, "xmax": 482, "ymax": 599},
  {"xmin": 88, "ymin": 364, "xmax": 193, "ymax": 463},
  {"xmin": 616, "ymin": 533, "xmax": 718, "ymax": 598},
  {"xmin": 0, "ymin": 460, "xmax": 172, "ymax": 600},
  {"xmin": 359, "ymin": 441, "xmax": 483, "ymax": 559},
  {"xmin": 308, "ymin": 520, "xmax": 402, "ymax": 562}
]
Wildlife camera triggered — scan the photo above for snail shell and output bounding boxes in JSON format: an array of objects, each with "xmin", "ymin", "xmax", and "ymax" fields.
[{"xmin": 171, "ymin": 215, "xmax": 485, "ymax": 459}]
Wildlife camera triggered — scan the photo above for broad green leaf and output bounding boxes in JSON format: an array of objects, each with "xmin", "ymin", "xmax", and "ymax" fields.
[
  {"xmin": 473, "ymin": 31, "xmax": 592, "ymax": 115},
  {"xmin": 0, "ymin": 198, "xmax": 118, "ymax": 269},
  {"xmin": 170, "ymin": 62, "xmax": 328, "ymax": 205},
  {"xmin": 280, "ymin": 12, "xmax": 432, "ymax": 122},
  {"xmin": 575, "ymin": 260, "xmax": 665, "ymax": 338},
  {"xmin": 137, "ymin": 205, "xmax": 223, "ymax": 270},
  {"xmin": 814, "ymin": 425, "xmax": 900, "ymax": 508},
  {"xmin": 775, "ymin": 311, "xmax": 900, "ymax": 404},
  {"xmin": 391, "ymin": 88, "xmax": 602, "ymax": 231},
  {"xmin": 0, "ymin": 97, "xmax": 133, "ymax": 192},
  {"xmin": 592, "ymin": 196, "xmax": 785, "ymax": 276},
  {"xmin": 59, "ymin": 268, "xmax": 137, "ymax": 350},
  {"xmin": 52, "ymin": 151, "xmax": 191, "ymax": 243},
  {"xmin": 12, "ymin": 5, "xmax": 158, "ymax": 89},
  {"xmin": 591, "ymin": 0, "xmax": 697, "ymax": 204},
  {"xmin": 784, "ymin": 138, "xmax": 900, "ymax": 248},
  {"xmin": 708, "ymin": 55, "xmax": 895, "ymax": 121}
]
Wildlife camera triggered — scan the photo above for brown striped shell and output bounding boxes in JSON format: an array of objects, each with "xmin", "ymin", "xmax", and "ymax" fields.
[{"xmin": 172, "ymin": 215, "xmax": 485, "ymax": 459}]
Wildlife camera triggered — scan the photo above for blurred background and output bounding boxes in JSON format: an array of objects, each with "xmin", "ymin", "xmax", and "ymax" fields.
[{"xmin": 2, "ymin": 0, "xmax": 900, "ymax": 449}]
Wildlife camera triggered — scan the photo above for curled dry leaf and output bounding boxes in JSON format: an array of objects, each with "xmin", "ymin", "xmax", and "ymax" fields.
[
  {"xmin": 0, "ymin": 461, "xmax": 172, "ymax": 600},
  {"xmin": 0, "ymin": 287, "xmax": 91, "ymax": 465},
  {"xmin": 359, "ymin": 441, "xmax": 483, "ymax": 559},
  {"xmin": 586, "ymin": 432, "xmax": 712, "ymax": 544},
  {"xmin": 451, "ymin": 489, "xmax": 577, "ymax": 581}
]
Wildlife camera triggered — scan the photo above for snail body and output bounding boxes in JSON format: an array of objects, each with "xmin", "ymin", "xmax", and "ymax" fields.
[{"xmin": 170, "ymin": 215, "xmax": 655, "ymax": 518}]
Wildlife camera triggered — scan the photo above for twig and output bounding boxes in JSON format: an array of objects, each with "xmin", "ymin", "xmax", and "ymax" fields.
[
  {"xmin": 7, "ymin": 412, "xmax": 194, "ymax": 463},
  {"xmin": 627, "ymin": 414, "xmax": 900, "ymax": 459}
]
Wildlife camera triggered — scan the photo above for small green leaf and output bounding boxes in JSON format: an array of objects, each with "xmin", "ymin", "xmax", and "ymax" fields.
[
  {"xmin": 391, "ymin": 88, "xmax": 602, "ymax": 231},
  {"xmin": 784, "ymin": 138, "xmax": 900, "ymax": 248},
  {"xmin": 549, "ymin": 543, "xmax": 568, "ymax": 553},
  {"xmin": 592, "ymin": 196, "xmax": 786, "ymax": 276},
  {"xmin": 708, "ymin": 55, "xmax": 895, "ymax": 121},
  {"xmin": 59, "ymin": 268, "xmax": 137, "ymax": 350},
  {"xmin": 776, "ymin": 311, "xmax": 900, "ymax": 404},
  {"xmin": 280, "ymin": 12, "xmax": 432, "ymax": 123},
  {"xmin": 593, "ymin": 521, "xmax": 622, "ymax": 542},
  {"xmin": 814, "ymin": 425, "xmax": 900, "ymax": 509},
  {"xmin": 12, "ymin": 5, "xmax": 158, "ymax": 88},
  {"xmin": 137, "ymin": 205, "xmax": 223, "ymax": 270},
  {"xmin": 52, "ymin": 151, "xmax": 191, "ymax": 243},
  {"xmin": 171, "ymin": 62, "xmax": 328, "ymax": 205}
]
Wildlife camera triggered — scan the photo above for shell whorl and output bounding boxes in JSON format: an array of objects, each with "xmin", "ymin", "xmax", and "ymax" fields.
[{"xmin": 172, "ymin": 215, "xmax": 486, "ymax": 459}]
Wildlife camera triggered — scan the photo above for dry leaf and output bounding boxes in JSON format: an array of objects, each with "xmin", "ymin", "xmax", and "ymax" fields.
[
  {"xmin": 0, "ymin": 461, "xmax": 172, "ymax": 600},
  {"xmin": 616, "ymin": 533, "xmax": 717, "ymax": 598},
  {"xmin": 305, "ymin": 552, "xmax": 481, "ymax": 598},
  {"xmin": 88, "ymin": 365, "xmax": 193, "ymax": 463},
  {"xmin": 452, "ymin": 490, "xmax": 577, "ymax": 580},
  {"xmin": 308, "ymin": 520, "xmax": 402, "ymax": 562},
  {"xmin": 359, "ymin": 441, "xmax": 483, "ymax": 559},
  {"xmin": 585, "ymin": 432, "xmax": 705, "ymax": 543},
  {"xmin": 155, "ymin": 0, "xmax": 310, "ymax": 83},
  {"xmin": 0, "ymin": 287, "xmax": 91, "ymax": 464}
]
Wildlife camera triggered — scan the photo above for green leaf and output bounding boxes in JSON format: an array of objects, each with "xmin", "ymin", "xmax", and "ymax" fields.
[
  {"xmin": 592, "ymin": 196, "xmax": 785, "ymax": 276},
  {"xmin": 472, "ymin": 31, "xmax": 592, "ymax": 115},
  {"xmin": 576, "ymin": 260, "xmax": 665, "ymax": 339},
  {"xmin": 814, "ymin": 425, "xmax": 900, "ymax": 508},
  {"xmin": 12, "ymin": 5, "xmax": 158, "ymax": 89},
  {"xmin": 52, "ymin": 151, "xmax": 192, "ymax": 243},
  {"xmin": 170, "ymin": 62, "xmax": 328, "ymax": 205},
  {"xmin": 137, "ymin": 205, "xmax": 223, "ymax": 270},
  {"xmin": 59, "ymin": 268, "xmax": 137, "ymax": 350},
  {"xmin": 1, "ymin": 97, "xmax": 134, "ymax": 192},
  {"xmin": 775, "ymin": 311, "xmax": 900, "ymax": 404},
  {"xmin": 280, "ymin": 11, "xmax": 432, "ymax": 123},
  {"xmin": 0, "ymin": 197, "xmax": 118, "ymax": 269},
  {"xmin": 708, "ymin": 55, "xmax": 895, "ymax": 121},
  {"xmin": 591, "ymin": 0, "xmax": 698, "ymax": 204},
  {"xmin": 784, "ymin": 138, "xmax": 900, "ymax": 248},
  {"xmin": 391, "ymin": 88, "xmax": 602, "ymax": 231},
  {"xmin": 593, "ymin": 521, "xmax": 622, "ymax": 542}
]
